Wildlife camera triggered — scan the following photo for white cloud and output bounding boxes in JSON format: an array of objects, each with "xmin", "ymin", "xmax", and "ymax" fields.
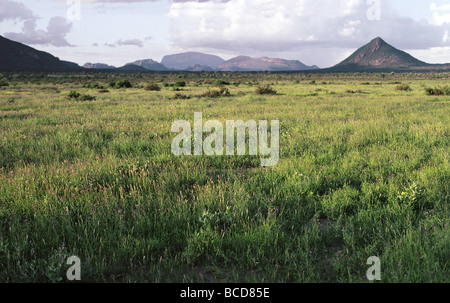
[
  {"xmin": 339, "ymin": 20, "xmax": 361, "ymax": 37},
  {"xmin": 116, "ymin": 38, "xmax": 144, "ymax": 47},
  {"xmin": 430, "ymin": 2, "xmax": 450, "ymax": 25},
  {"xmin": 0, "ymin": 0, "xmax": 34, "ymax": 21},
  {"xmin": 408, "ymin": 46, "xmax": 450, "ymax": 64},
  {"xmin": 1, "ymin": 0, "xmax": 74, "ymax": 47},
  {"xmin": 4, "ymin": 16, "xmax": 74, "ymax": 47},
  {"xmin": 169, "ymin": 0, "xmax": 369, "ymax": 51},
  {"xmin": 167, "ymin": 0, "xmax": 450, "ymax": 65}
]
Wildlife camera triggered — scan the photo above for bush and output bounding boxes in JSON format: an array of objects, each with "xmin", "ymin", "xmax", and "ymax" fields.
[
  {"xmin": 83, "ymin": 82, "xmax": 104, "ymax": 89},
  {"xmin": 68, "ymin": 90, "xmax": 81, "ymax": 99},
  {"xmin": 255, "ymin": 84, "xmax": 277, "ymax": 95},
  {"xmin": 67, "ymin": 90, "xmax": 95, "ymax": 101},
  {"xmin": 345, "ymin": 89, "xmax": 362, "ymax": 94},
  {"xmin": 174, "ymin": 81, "xmax": 186, "ymax": 88},
  {"xmin": 0, "ymin": 79, "xmax": 9, "ymax": 87},
  {"xmin": 213, "ymin": 80, "xmax": 230, "ymax": 86},
  {"xmin": 79, "ymin": 94, "xmax": 96, "ymax": 101},
  {"xmin": 396, "ymin": 84, "xmax": 412, "ymax": 91},
  {"xmin": 109, "ymin": 79, "xmax": 132, "ymax": 89},
  {"xmin": 201, "ymin": 88, "xmax": 230, "ymax": 98},
  {"xmin": 425, "ymin": 86, "xmax": 450, "ymax": 96},
  {"xmin": 144, "ymin": 83, "xmax": 161, "ymax": 91},
  {"xmin": 172, "ymin": 93, "xmax": 190, "ymax": 100}
]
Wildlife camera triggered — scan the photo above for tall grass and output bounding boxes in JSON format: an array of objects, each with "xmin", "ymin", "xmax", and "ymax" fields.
[{"xmin": 0, "ymin": 72, "xmax": 448, "ymax": 282}]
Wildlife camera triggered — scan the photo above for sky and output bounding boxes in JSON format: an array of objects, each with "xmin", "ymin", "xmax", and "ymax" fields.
[{"xmin": 1, "ymin": 0, "xmax": 450, "ymax": 68}]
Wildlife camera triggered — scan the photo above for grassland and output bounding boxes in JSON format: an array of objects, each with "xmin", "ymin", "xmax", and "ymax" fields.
[{"xmin": 0, "ymin": 71, "xmax": 448, "ymax": 282}]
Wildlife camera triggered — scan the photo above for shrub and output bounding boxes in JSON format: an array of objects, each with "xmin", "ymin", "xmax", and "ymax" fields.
[
  {"xmin": 83, "ymin": 82, "xmax": 104, "ymax": 89},
  {"xmin": 172, "ymin": 93, "xmax": 190, "ymax": 100},
  {"xmin": 0, "ymin": 79, "xmax": 9, "ymax": 87},
  {"xmin": 201, "ymin": 88, "xmax": 230, "ymax": 98},
  {"xmin": 144, "ymin": 83, "xmax": 161, "ymax": 91},
  {"xmin": 109, "ymin": 79, "xmax": 132, "ymax": 89},
  {"xmin": 174, "ymin": 81, "xmax": 186, "ymax": 88},
  {"xmin": 213, "ymin": 80, "xmax": 230, "ymax": 86},
  {"xmin": 396, "ymin": 84, "xmax": 412, "ymax": 91},
  {"xmin": 68, "ymin": 90, "xmax": 81, "ymax": 99},
  {"xmin": 345, "ymin": 89, "xmax": 362, "ymax": 94},
  {"xmin": 255, "ymin": 84, "xmax": 277, "ymax": 95},
  {"xmin": 67, "ymin": 90, "xmax": 95, "ymax": 101},
  {"xmin": 79, "ymin": 94, "xmax": 96, "ymax": 101},
  {"xmin": 425, "ymin": 86, "xmax": 450, "ymax": 96}
]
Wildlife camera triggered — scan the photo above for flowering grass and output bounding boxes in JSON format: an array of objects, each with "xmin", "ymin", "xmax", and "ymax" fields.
[{"xmin": 0, "ymin": 71, "xmax": 448, "ymax": 282}]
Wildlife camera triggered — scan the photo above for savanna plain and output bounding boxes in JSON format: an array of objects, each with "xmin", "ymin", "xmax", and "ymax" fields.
[{"xmin": 0, "ymin": 71, "xmax": 448, "ymax": 282}]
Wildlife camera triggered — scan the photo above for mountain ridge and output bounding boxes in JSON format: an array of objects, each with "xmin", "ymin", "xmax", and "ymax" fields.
[
  {"xmin": 83, "ymin": 62, "xmax": 116, "ymax": 69},
  {"xmin": 1, "ymin": 34, "xmax": 450, "ymax": 72},
  {"xmin": 0, "ymin": 35, "xmax": 81, "ymax": 71},
  {"xmin": 217, "ymin": 56, "xmax": 319, "ymax": 71},
  {"xmin": 161, "ymin": 52, "xmax": 225, "ymax": 70},
  {"xmin": 124, "ymin": 59, "xmax": 168, "ymax": 71}
]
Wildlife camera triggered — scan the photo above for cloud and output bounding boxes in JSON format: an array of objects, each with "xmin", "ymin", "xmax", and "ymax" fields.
[
  {"xmin": 168, "ymin": 0, "xmax": 366, "ymax": 52},
  {"xmin": 76, "ymin": 0, "xmax": 158, "ymax": 2},
  {"xmin": 167, "ymin": 0, "xmax": 450, "ymax": 55},
  {"xmin": 71, "ymin": 0, "xmax": 228, "ymax": 3},
  {"xmin": 116, "ymin": 39, "xmax": 144, "ymax": 47},
  {"xmin": 1, "ymin": 0, "xmax": 74, "ymax": 47},
  {"xmin": 0, "ymin": 0, "xmax": 34, "ymax": 22},
  {"xmin": 103, "ymin": 38, "xmax": 146, "ymax": 47},
  {"xmin": 4, "ymin": 16, "xmax": 74, "ymax": 47},
  {"xmin": 430, "ymin": 2, "xmax": 450, "ymax": 26}
]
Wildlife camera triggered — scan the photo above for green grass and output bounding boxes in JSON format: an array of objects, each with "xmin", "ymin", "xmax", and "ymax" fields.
[{"xmin": 0, "ymin": 71, "xmax": 448, "ymax": 283}]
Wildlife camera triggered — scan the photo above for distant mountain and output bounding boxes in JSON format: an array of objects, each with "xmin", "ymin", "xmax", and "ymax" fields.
[
  {"xmin": 62, "ymin": 60, "xmax": 82, "ymax": 69},
  {"xmin": 117, "ymin": 64, "xmax": 149, "ymax": 71},
  {"xmin": 0, "ymin": 35, "xmax": 81, "ymax": 71},
  {"xmin": 185, "ymin": 64, "xmax": 215, "ymax": 72},
  {"xmin": 161, "ymin": 52, "xmax": 225, "ymax": 70},
  {"xmin": 4, "ymin": 33, "xmax": 450, "ymax": 74},
  {"xmin": 216, "ymin": 56, "xmax": 319, "ymax": 71},
  {"xmin": 328, "ymin": 37, "xmax": 447, "ymax": 72},
  {"xmin": 83, "ymin": 62, "xmax": 116, "ymax": 69},
  {"xmin": 125, "ymin": 59, "xmax": 168, "ymax": 71}
]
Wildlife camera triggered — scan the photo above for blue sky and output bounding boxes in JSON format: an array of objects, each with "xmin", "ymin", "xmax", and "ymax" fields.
[{"xmin": 1, "ymin": 0, "xmax": 449, "ymax": 68}]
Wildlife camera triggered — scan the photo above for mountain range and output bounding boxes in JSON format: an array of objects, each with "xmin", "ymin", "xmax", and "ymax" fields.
[
  {"xmin": 216, "ymin": 56, "xmax": 318, "ymax": 71},
  {"xmin": 1, "ymin": 35, "xmax": 449, "ymax": 72},
  {"xmin": 83, "ymin": 53, "xmax": 319, "ymax": 72},
  {"xmin": 161, "ymin": 52, "xmax": 225, "ymax": 70}
]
